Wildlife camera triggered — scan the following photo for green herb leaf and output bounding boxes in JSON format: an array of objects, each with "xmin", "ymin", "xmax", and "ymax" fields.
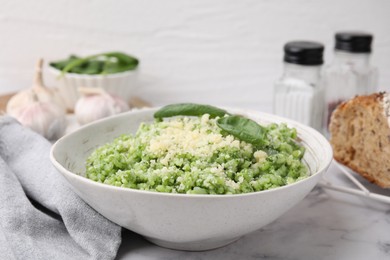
[
  {"xmin": 217, "ymin": 115, "xmax": 267, "ymax": 146},
  {"xmin": 82, "ymin": 60, "xmax": 104, "ymax": 75},
  {"xmin": 49, "ymin": 55, "xmax": 80, "ymax": 70},
  {"xmin": 50, "ymin": 52, "xmax": 139, "ymax": 75},
  {"xmin": 101, "ymin": 52, "xmax": 139, "ymax": 74},
  {"xmin": 154, "ymin": 103, "xmax": 230, "ymax": 119}
]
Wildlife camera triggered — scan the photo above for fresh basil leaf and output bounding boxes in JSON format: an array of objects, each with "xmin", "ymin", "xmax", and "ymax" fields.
[
  {"xmin": 154, "ymin": 103, "xmax": 230, "ymax": 119},
  {"xmin": 217, "ymin": 115, "xmax": 267, "ymax": 146}
]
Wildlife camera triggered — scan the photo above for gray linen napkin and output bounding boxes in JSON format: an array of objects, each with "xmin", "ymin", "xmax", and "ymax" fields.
[{"xmin": 0, "ymin": 116, "xmax": 122, "ymax": 260}]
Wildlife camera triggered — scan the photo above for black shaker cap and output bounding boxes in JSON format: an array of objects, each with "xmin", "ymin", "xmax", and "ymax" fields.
[
  {"xmin": 284, "ymin": 41, "xmax": 324, "ymax": 65},
  {"xmin": 335, "ymin": 31, "xmax": 373, "ymax": 53}
]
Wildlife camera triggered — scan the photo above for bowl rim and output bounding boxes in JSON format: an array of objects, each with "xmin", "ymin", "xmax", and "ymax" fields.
[
  {"xmin": 50, "ymin": 107, "xmax": 333, "ymax": 199},
  {"xmin": 47, "ymin": 65, "xmax": 138, "ymax": 79}
]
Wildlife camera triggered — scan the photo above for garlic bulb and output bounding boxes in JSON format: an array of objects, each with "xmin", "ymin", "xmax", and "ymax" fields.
[
  {"xmin": 6, "ymin": 58, "xmax": 66, "ymax": 116},
  {"xmin": 75, "ymin": 87, "xmax": 129, "ymax": 125},
  {"xmin": 6, "ymin": 59, "xmax": 67, "ymax": 140},
  {"xmin": 10, "ymin": 91, "xmax": 66, "ymax": 140}
]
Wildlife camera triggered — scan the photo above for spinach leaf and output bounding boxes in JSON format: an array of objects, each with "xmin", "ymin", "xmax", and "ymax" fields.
[
  {"xmin": 217, "ymin": 115, "xmax": 267, "ymax": 146},
  {"xmin": 101, "ymin": 52, "xmax": 139, "ymax": 74},
  {"xmin": 82, "ymin": 60, "xmax": 104, "ymax": 75},
  {"xmin": 49, "ymin": 55, "xmax": 79, "ymax": 70},
  {"xmin": 50, "ymin": 52, "xmax": 139, "ymax": 75},
  {"xmin": 154, "ymin": 103, "xmax": 230, "ymax": 119}
]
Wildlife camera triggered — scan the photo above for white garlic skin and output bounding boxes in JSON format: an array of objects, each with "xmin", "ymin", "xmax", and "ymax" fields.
[
  {"xmin": 6, "ymin": 89, "xmax": 35, "ymax": 116},
  {"xmin": 75, "ymin": 93, "xmax": 129, "ymax": 125},
  {"xmin": 7, "ymin": 88, "xmax": 66, "ymax": 117},
  {"xmin": 12, "ymin": 100, "xmax": 66, "ymax": 140},
  {"xmin": 33, "ymin": 86, "xmax": 67, "ymax": 113},
  {"xmin": 6, "ymin": 58, "xmax": 66, "ymax": 116},
  {"xmin": 5, "ymin": 58, "xmax": 67, "ymax": 140}
]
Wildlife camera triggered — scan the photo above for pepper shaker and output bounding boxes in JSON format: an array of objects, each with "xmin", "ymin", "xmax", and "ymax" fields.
[{"xmin": 323, "ymin": 32, "xmax": 378, "ymax": 134}]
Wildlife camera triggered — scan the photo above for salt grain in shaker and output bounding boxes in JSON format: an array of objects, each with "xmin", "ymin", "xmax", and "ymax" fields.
[
  {"xmin": 323, "ymin": 32, "xmax": 378, "ymax": 134},
  {"xmin": 273, "ymin": 41, "xmax": 325, "ymax": 131}
]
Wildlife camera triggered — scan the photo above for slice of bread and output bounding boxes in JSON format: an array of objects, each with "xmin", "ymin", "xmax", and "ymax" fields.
[{"xmin": 329, "ymin": 92, "xmax": 390, "ymax": 188}]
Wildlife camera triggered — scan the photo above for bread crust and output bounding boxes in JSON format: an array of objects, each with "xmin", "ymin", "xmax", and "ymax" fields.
[{"xmin": 329, "ymin": 92, "xmax": 390, "ymax": 188}]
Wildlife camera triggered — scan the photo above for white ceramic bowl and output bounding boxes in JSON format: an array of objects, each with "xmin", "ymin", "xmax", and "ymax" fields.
[
  {"xmin": 50, "ymin": 108, "xmax": 332, "ymax": 251},
  {"xmin": 48, "ymin": 67, "xmax": 138, "ymax": 111}
]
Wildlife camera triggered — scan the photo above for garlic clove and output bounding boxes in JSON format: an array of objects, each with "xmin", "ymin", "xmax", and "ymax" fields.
[
  {"xmin": 111, "ymin": 95, "xmax": 130, "ymax": 113},
  {"xmin": 75, "ymin": 87, "xmax": 129, "ymax": 125},
  {"xmin": 75, "ymin": 95, "xmax": 111, "ymax": 125}
]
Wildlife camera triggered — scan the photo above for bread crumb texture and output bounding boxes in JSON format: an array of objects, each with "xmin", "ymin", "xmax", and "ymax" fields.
[{"xmin": 329, "ymin": 92, "xmax": 390, "ymax": 188}]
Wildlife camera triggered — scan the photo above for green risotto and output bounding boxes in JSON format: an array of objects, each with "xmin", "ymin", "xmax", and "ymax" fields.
[{"xmin": 86, "ymin": 114, "xmax": 308, "ymax": 194}]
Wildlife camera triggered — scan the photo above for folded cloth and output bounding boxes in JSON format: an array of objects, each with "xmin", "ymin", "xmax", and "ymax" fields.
[{"xmin": 0, "ymin": 116, "xmax": 122, "ymax": 260}]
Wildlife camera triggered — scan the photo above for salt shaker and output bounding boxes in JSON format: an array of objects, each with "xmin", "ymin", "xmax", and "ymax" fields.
[
  {"xmin": 323, "ymin": 32, "xmax": 378, "ymax": 133},
  {"xmin": 273, "ymin": 41, "xmax": 325, "ymax": 131}
]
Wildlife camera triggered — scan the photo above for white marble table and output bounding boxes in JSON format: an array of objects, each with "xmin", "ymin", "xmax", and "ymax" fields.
[{"xmin": 116, "ymin": 162, "xmax": 390, "ymax": 260}]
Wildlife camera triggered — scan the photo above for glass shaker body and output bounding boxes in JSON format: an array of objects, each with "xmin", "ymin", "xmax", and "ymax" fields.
[
  {"xmin": 274, "ymin": 63, "xmax": 324, "ymax": 131},
  {"xmin": 323, "ymin": 32, "xmax": 378, "ymax": 134},
  {"xmin": 323, "ymin": 51, "xmax": 378, "ymax": 128},
  {"xmin": 273, "ymin": 41, "xmax": 325, "ymax": 132}
]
